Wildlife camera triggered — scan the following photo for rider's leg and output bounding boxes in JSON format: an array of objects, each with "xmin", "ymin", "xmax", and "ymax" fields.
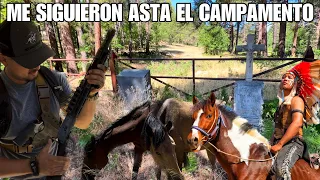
[{"xmin": 272, "ymin": 138, "xmax": 304, "ymax": 180}]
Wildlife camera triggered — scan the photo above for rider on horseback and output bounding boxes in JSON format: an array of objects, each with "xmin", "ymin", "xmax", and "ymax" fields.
[{"xmin": 270, "ymin": 60, "xmax": 320, "ymax": 180}]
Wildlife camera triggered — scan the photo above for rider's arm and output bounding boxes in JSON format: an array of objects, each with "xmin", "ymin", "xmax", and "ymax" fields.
[
  {"xmin": 0, "ymin": 158, "xmax": 32, "ymax": 178},
  {"xmin": 277, "ymin": 96, "xmax": 304, "ymax": 147}
]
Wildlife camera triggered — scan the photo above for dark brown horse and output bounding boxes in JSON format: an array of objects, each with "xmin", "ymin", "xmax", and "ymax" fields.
[
  {"xmin": 83, "ymin": 100, "xmax": 184, "ymax": 180},
  {"xmin": 83, "ymin": 98, "xmax": 218, "ymax": 180},
  {"xmin": 187, "ymin": 92, "xmax": 320, "ymax": 180}
]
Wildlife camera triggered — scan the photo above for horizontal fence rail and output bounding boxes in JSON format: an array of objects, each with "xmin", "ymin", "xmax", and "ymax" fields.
[
  {"xmin": 47, "ymin": 55, "xmax": 306, "ymax": 97},
  {"xmin": 117, "ymin": 57, "xmax": 306, "ymax": 61}
]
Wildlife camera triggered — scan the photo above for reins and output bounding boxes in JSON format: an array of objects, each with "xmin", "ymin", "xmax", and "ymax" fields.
[{"xmin": 203, "ymin": 141, "xmax": 278, "ymax": 163}]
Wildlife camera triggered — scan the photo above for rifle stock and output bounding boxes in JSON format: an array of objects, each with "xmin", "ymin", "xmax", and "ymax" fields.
[{"xmin": 47, "ymin": 29, "xmax": 116, "ymax": 180}]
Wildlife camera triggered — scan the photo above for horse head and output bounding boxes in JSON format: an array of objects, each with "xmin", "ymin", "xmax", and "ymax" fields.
[
  {"xmin": 83, "ymin": 101, "xmax": 151, "ymax": 169},
  {"xmin": 187, "ymin": 92, "xmax": 221, "ymax": 152},
  {"xmin": 141, "ymin": 104, "xmax": 184, "ymax": 179}
]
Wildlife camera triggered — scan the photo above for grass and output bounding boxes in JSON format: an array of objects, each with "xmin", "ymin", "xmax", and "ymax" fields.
[{"xmin": 183, "ymin": 153, "xmax": 198, "ymax": 173}]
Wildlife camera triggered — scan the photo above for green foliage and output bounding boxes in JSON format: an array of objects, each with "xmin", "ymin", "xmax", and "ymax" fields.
[
  {"xmin": 157, "ymin": 85, "xmax": 180, "ymax": 100},
  {"xmin": 262, "ymin": 99, "xmax": 279, "ymax": 120},
  {"xmin": 314, "ymin": 50, "xmax": 320, "ymax": 59},
  {"xmin": 303, "ymin": 125, "xmax": 320, "ymax": 153},
  {"xmin": 0, "ymin": 0, "xmax": 24, "ymax": 23},
  {"xmin": 71, "ymin": 113, "xmax": 104, "ymax": 148},
  {"xmin": 198, "ymin": 25, "xmax": 229, "ymax": 55},
  {"xmin": 261, "ymin": 118, "xmax": 274, "ymax": 141},
  {"xmin": 267, "ymin": 22, "xmax": 317, "ymax": 58},
  {"xmin": 219, "ymin": 88, "xmax": 229, "ymax": 103},
  {"xmin": 182, "ymin": 153, "xmax": 198, "ymax": 173}
]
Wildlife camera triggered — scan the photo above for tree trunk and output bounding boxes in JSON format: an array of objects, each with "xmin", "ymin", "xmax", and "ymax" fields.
[
  {"xmin": 262, "ymin": 22, "xmax": 267, "ymax": 57},
  {"xmin": 317, "ymin": 14, "xmax": 320, "ymax": 49},
  {"xmin": 259, "ymin": 0, "xmax": 267, "ymax": 57},
  {"xmin": 236, "ymin": 22, "xmax": 240, "ymax": 47},
  {"xmin": 45, "ymin": 22, "xmax": 63, "ymax": 72},
  {"xmin": 128, "ymin": 0, "xmax": 133, "ymax": 58},
  {"xmin": 52, "ymin": 22, "xmax": 63, "ymax": 57},
  {"xmin": 94, "ymin": 23, "xmax": 101, "ymax": 54},
  {"xmin": 229, "ymin": 22, "xmax": 234, "ymax": 53},
  {"xmin": 94, "ymin": 0, "xmax": 101, "ymax": 54},
  {"xmin": 136, "ymin": 0, "xmax": 143, "ymax": 49},
  {"xmin": 76, "ymin": 26, "xmax": 88, "ymax": 72},
  {"xmin": 273, "ymin": 23, "xmax": 278, "ymax": 50},
  {"xmin": 257, "ymin": 22, "xmax": 268, "ymax": 57},
  {"xmin": 257, "ymin": 22, "xmax": 267, "ymax": 56},
  {"xmin": 278, "ymin": 0, "xmax": 287, "ymax": 58},
  {"xmin": 278, "ymin": 22, "xmax": 287, "ymax": 58},
  {"xmin": 292, "ymin": 22, "xmax": 299, "ymax": 57},
  {"xmin": 145, "ymin": 21, "xmax": 150, "ymax": 54},
  {"xmin": 57, "ymin": 21, "xmax": 78, "ymax": 73},
  {"xmin": 255, "ymin": 22, "xmax": 259, "ymax": 43}
]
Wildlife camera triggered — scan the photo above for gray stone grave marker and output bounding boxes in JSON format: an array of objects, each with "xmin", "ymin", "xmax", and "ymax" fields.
[
  {"xmin": 117, "ymin": 69, "xmax": 152, "ymax": 110},
  {"xmin": 234, "ymin": 34, "xmax": 266, "ymax": 129}
]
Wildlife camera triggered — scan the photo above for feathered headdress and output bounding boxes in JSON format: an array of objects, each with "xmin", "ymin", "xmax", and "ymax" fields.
[{"xmin": 287, "ymin": 60, "xmax": 320, "ymax": 125}]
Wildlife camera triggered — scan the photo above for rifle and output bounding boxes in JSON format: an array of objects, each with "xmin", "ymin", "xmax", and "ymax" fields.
[{"xmin": 48, "ymin": 29, "xmax": 116, "ymax": 180}]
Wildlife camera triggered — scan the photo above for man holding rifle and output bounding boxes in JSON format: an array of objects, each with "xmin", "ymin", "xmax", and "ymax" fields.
[{"xmin": 0, "ymin": 20, "xmax": 107, "ymax": 179}]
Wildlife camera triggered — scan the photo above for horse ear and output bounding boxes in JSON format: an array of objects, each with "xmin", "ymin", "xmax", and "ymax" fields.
[
  {"xmin": 193, "ymin": 96, "xmax": 199, "ymax": 105},
  {"xmin": 209, "ymin": 92, "xmax": 216, "ymax": 107}
]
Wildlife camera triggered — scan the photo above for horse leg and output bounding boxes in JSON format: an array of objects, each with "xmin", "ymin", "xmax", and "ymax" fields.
[{"xmin": 132, "ymin": 146, "xmax": 144, "ymax": 180}]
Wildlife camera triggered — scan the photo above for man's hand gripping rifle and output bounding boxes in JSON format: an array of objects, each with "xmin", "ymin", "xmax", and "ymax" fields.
[{"xmin": 56, "ymin": 29, "xmax": 116, "ymax": 157}]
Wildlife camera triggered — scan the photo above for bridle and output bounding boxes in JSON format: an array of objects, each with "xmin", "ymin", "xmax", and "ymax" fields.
[{"xmin": 191, "ymin": 108, "xmax": 226, "ymax": 145}]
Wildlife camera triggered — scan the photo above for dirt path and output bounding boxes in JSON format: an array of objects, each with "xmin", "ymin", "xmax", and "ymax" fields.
[{"xmin": 159, "ymin": 43, "xmax": 233, "ymax": 58}]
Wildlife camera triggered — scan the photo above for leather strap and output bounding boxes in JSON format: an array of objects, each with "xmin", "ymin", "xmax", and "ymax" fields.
[
  {"xmin": 291, "ymin": 109, "xmax": 304, "ymax": 115},
  {"xmin": 35, "ymin": 72, "xmax": 51, "ymax": 115},
  {"xmin": 9, "ymin": 74, "xmax": 49, "ymax": 147},
  {"xmin": 0, "ymin": 143, "xmax": 33, "ymax": 153}
]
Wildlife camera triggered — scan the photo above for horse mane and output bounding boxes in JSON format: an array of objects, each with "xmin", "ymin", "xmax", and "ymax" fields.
[
  {"xmin": 217, "ymin": 104, "xmax": 255, "ymax": 133},
  {"xmin": 99, "ymin": 101, "xmax": 151, "ymax": 139},
  {"xmin": 141, "ymin": 100, "xmax": 168, "ymax": 149}
]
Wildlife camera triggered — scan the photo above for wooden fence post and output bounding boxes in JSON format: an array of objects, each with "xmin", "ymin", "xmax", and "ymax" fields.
[
  {"xmin": 110, "ymin": 51, "xmax": 118, "ymax": 94},
  {"xmin": 192, "ymin": 59, "xmax": 195, "ymax": 96}
]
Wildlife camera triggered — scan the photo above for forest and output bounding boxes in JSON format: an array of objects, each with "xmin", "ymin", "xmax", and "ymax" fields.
[{"xmin": 1, "ymin": 0, "xmax": 320, "ymax": 74}]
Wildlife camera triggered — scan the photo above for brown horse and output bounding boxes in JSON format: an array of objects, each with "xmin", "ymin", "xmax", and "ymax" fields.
[
  {"xmin": 83, "ymin": 98, "xmax": 218, "ymax": 180},
  {"xmin": 83, "ymin": 100, "xmax": 183, "ymax": 180},
  {"xmin": 187, "ymin": 92, "xmax": 320, "ymax": 180}
]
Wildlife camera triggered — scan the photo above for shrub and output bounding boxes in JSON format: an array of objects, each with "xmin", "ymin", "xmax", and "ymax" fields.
[
  {"xmin": 198, "ymin": 25, "xmax": 229, "ymax": 55},
  {"xmin": 262, "ymin": 99, "xmax": 279, "ymax": 120}
]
